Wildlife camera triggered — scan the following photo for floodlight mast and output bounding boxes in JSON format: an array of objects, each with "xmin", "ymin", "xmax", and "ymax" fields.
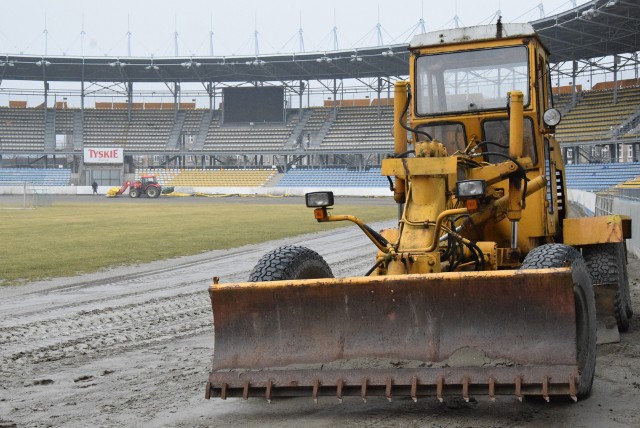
[{"xmin": 127, "ymin": 15, "xmax": 132, "ymax": 57}]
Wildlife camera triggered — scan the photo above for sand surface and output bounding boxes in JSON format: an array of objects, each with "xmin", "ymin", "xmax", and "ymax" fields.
[{"xmin": 1, "ymin": 200, "xmax": 639, "ymax": 427}]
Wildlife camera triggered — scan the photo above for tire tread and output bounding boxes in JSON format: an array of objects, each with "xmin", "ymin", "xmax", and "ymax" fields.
[{"xmin": 249, "ymin": 245, "xmax": 333, "ymax": 282}]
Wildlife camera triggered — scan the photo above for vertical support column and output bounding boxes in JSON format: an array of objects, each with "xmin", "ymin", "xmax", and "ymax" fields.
[
  {"xmin": 127, "ymin": 81, "xmax": 133, "ymax": 122},
  {"xmin": 79, "ymin": 60, "xmax": 85, "ymax": 161},
  {"xmin": 571, "ymin": 60, "xmax": 577, "ymax": 106},
  {"xmin": 299, "ymin": 81, "xmax": 304, "ymax": 121},
  {"xmin": 211, "ymin": 82, "xmax": 216, "ymax": 111},
  {"xmin": 174, "ymin": 82, "xmax": 180, "ymax": 119},
  {"xmin": 43, "ymin": 81, "xmax": 49, "ymax": 122},
  {"xmin": 613, "ymin": 55, "xmax": 619, "ymax": 104},
  {"xmin": 377, "ymin": 77, "xmax": 382, "ymax": 118},
  {"xmin": 333, "ymin": 79, "xmax": 338, "ymax": 112},
  {"xmin": 81, "ymin": 61, "xmax": 85, "ymax": 118},
  {"xmin": 39, "ymin": 58, "xmax": 50, "ymax": 123}
]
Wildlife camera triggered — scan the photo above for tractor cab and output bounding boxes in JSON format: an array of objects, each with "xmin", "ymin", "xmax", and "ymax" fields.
[{"xmin": 140, "ymin": 175, "xmax": 158, "ymax": 186}]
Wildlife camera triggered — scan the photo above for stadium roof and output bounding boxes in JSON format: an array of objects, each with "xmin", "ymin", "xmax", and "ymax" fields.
[
  {"xmin": 0, "ymin": 45, "xmax": 410, "ymax": 84},
  {"xmin": 531, "ymin": 0, "xmax": 640, "ymax": 62},
  {"xmin": 0, "ymin": 0, "xmax": 638, "ymax": 84}
]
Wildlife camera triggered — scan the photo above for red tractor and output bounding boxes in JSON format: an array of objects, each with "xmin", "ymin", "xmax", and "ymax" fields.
[{"xmin": 115, "ymin": 175, "xmax": 162, "ymax": 198}]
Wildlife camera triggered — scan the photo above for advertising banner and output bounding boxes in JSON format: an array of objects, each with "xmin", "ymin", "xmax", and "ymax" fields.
[{"xmin": 83, "ymin": 148, "xmax": 124, "ymax": 164}]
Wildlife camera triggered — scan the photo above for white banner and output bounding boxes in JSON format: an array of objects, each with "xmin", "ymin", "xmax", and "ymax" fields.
[{"xmin": 83, "ymin": 148, "xmax": 124, "ymax": 164}]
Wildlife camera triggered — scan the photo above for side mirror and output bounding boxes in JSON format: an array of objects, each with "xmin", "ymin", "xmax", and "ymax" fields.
[{"xmin": 305, "ymin": 191, "xmax": 334, "ymax": 208}]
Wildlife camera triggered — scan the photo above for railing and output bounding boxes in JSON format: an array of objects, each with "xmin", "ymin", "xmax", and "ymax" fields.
[{"xmin": 595, "ymin": 192, "xmax": 615, "ymax": 215}]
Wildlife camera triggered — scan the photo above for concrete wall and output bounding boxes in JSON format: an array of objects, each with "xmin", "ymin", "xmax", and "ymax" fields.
[
  {"xmin": 567, "ymin": 189, "xmax": 596, "ymax": 216},
  {"xmin": 0, "ymin": 185, "xmax": 81, "ymax": 195},
  {"xmin": 611, "ymin": 197, "xmax": 640, "ymax": 258}
]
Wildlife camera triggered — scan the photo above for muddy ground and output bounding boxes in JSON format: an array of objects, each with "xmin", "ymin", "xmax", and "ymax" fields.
[{"xmin": 1, "ymin": 197, "xmax": 639, "ymax": 427}]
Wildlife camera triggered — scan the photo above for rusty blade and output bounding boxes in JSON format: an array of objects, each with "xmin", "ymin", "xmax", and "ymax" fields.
[{"xmin": 209, "ymin": 268, "xmax": 577, "ymax": 372}]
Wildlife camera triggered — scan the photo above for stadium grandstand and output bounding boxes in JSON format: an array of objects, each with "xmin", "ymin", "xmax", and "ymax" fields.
[{"xmin": 0, "ymin": 0, "xmax": 640, "ymax": 196}]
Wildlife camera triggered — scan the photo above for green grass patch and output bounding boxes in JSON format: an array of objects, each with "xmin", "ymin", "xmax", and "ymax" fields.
[{"xmin": 1, "ymin": 202, "xmax": 395, "ymax": 285}]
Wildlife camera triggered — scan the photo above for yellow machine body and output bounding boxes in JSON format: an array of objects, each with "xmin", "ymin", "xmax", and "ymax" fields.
[{"xmin": 206, "ymin": 23, "xmax": 628, "ymax": 402}]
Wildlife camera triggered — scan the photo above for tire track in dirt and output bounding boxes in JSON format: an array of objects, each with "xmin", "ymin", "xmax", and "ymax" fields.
[
  {"xmin": 0, "ymin": 293, "xmax": 210, "ymax": 371},
  {"xmin": 0, "ymin": 221, "xmax": 392, "ymax": 380}
]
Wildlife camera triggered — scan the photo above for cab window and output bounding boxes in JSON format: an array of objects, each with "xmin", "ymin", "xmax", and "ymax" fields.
[
  {"xmin": 481, "ymin": 118, "xmax": 537, "ymax": 164},
  {"xmin": 415, "ymin": 123, "xmax": 466, "ymax": 154}
]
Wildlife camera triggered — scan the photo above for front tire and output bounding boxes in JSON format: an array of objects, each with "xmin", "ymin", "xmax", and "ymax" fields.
[
  {"xmin": 521, "ymin": 244, "xmax": 596, "ymax": 399},
  {"xmin": 582, "ymin": 243, "xmax": 631, "ymax": 332},
  {"xmin": 249, "ymin": 245, "xmax": 333, "ymax": 281},
  {"xmin": 129, "ymin": 188, "xmax": 140, "ymax": 198}
]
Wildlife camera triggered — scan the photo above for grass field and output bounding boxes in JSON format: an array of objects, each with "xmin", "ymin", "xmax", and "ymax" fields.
[{"xmin": 1, "ymin": 201, "xmax": 395, "ymax": 285}]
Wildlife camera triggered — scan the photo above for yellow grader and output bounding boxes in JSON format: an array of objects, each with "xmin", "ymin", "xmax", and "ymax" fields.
[{"xmin": 206, "ymin": 23, "xmax": 633, "ymax": 402}]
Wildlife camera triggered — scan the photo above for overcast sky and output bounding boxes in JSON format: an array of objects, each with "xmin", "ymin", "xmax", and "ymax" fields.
[{"xmin": 0, "ymin": 0, "xmax": 589, "ymax": 58}]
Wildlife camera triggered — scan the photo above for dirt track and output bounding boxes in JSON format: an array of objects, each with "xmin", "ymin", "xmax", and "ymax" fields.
[{"xmin": 1, "ymin": 201, "xmax": 639, "ymax": 427}]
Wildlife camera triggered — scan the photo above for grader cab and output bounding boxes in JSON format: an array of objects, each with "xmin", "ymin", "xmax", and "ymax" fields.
[{"xmin": 206, "ymin": 23, "xmax": 632, "ymax": 402}]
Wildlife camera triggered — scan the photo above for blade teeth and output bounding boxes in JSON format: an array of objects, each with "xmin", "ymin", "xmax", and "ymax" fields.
[
  {"xmin": 542, "ymin": 376, "xmax": 550, "ymax": 403},
  {"xmin": 242, "ymin": 381, "xmax": 249, "ymax": 400},
  {"xmin": 266, "ymin": 380, "xmax": 272, "ymax": 403},
  {"xmin": 462, "ymin": 376, "xmax": 470, "ymax": 402},
  {"xmin": 515, "ymin": 376, "xmax": 523, "ymax": 402},
  {"xmin": 385, "ymin": 377, "xmax": 392, "ymax": 402},
  {"xmin": 569, "ymin": 374, "xmax": 578, "ymax": 402},
  {"xmin": 411, "ymin": 376, "xmax": 418, "ymax": 402},
  {"xmin": 337, "ymin": 378, "xmax": 344, "ymax": 403},
  {"xmin": 221, "ymin": 382, "xmax": 228, "ymax": 400},
  {"xmin": 361, "ymin": 378, "xmax": 368, "ymax": 403},
  {"xmin": 437, "ymin": 376, "xmax": 444, "ymax": 403},
  {"xmin": 488, "ymin": 376, "xmax": 496, "ymax": 402},
  {"xmin": 209, "ymin": 374, "xmax": 582, "ymax": 401}
]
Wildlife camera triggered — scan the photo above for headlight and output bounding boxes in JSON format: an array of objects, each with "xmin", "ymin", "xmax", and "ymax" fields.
[
  {"xmin": 456, "ymin": 180, "xmax": 486, "ymax": 199},
  {"xmin": 305, "ymin": 191, "xmax": 334, "ymax": 208},
  {"xmin": 543, "ymin": 108, "xmax": 562, "ymax": 127}
]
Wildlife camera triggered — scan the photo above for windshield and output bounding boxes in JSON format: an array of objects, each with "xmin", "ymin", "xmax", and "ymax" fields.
[{"xmin": 415, "ymin": 46, "xmax": 529, "ymax": 115}]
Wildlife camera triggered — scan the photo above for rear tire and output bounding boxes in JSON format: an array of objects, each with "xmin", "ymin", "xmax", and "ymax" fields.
[
  {"xmin": 146, "ymin": 186, "xmax": 159, "ymax": 198},
  {"xmin": 249, "ymin": 245, "xmax": 333, "ymax": 281},
  {"xmin": 582, "ymin": 243, "xmax": 631, "ymax": 332},
  {"xmin": 129, "ymin": 188, "xmax": 139, "ymax": 198},
  {"xmin": 521, "ymin": 244, "xmax": 596, "ymax": 399}
]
